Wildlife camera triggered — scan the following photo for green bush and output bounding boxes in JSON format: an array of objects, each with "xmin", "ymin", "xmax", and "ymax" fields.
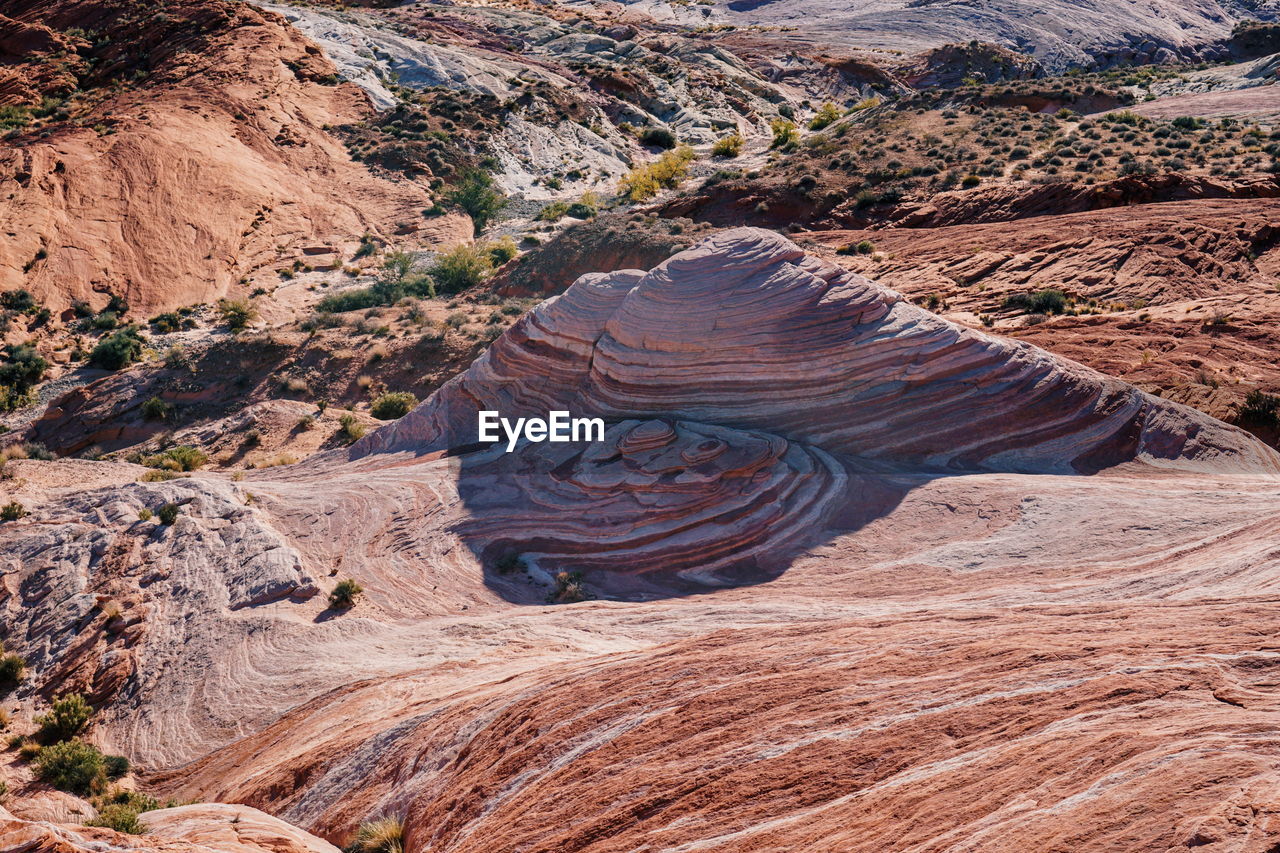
[
  {"xmin": 315, "ymin": 252, "xmax": 437, "ymax": 312},
  {"xmin": 217, "ymin": 299, "xmax": 258, "ymax": 331},
  {"xmin": 157, "ymin": 503, "xmax": 180, "ymax": 525},
  {"xmin": 445, "ymin": 169, "xmax": 506, "ymax": 235},
  {"xmin": 1238, "ymin": 389, "xmax": 1280, "ymax": 426},
  {"xmin": 87, "ymin": 803, "xmax": 146, "ymax": 834},
  {"xmin": 90, "ymin": 326, "xmax": 144, "ymax": 370},
  {"xmin": 141, "ymin": 396, "xmax": 169, "ymax": 420},
  {"xmin": 808, "ymin": 102, "xmax": 840, "ymax": 131},
  {"xmin": 838, "ymin": 240, "xmax": 875, "ymax": 255},
  {"xmin": 618, "ymin": 146, "xmax": 695, "ymax": 201},
  {"xmin": 430, "ymin": 244, "xmax": 493, "ymax": 295},
  {"xmin": 34, "ymin": 739, "xmax": 106, "ymax": 795},
  {"xmin": 1003, "ymin": 289, "xmax": 1069, "ymax": 315},
  {"xmin": 567, "ymin": 191, "xmax": 600, "ymax": 219},
  {"xmin": 0, "ymin": 650, "xmax": 25, "ymax": 686},
  {"xmin": 22, "ymin": 442, "xmax": 53, "ymax": 460},
  {"xmin": 371, "ymin": 392, "xmax": 417, "ymax": 420},
  {"xmin": 639, "ymin": 126, "xmax": 676, "ymax": 149},
  {"xmin": 537, "ymin": 200, "xmax": 570, "ymax": 222},
  {"xmin": 488, "ymin": 236, "xmax": 518, "ymax": 266},
  {"xmin": 149, "ymin": 312, "xmax": 182, "ymax": 333},
  {"xmin": 36, "ymin": 694, "xmax": 93, "ymax": 743},
  {"xmin": 339, "ymin": 412, "xmax": 366, "ymax": 443},
  {"xmin": 711, "ymin": 133, "xmax": 744, "ymax": 157},
  {"xmin": 0, "ymin": 343, "xmax": 49, "ymax": 411},
  {"xmin": 104, "ymin": 753, "xmax": 130, "ymax": 779},
  {"xmin": 0, "ymin": 501, "xmax": 27, "ymax": 521},
  {"xmin": 0, "ymin": 290, "xmax": 36, "ymax": 312},
  {"xmin": 143, "ymin": 445, "xmax": 207, "ymax": 472},
  {"xmin": 770, "ymin": 119, "xmax": 798, "ymax": 149},
  {"xmin": 329, "ymin": 578, "xmax": 363, "ymax": 609}
]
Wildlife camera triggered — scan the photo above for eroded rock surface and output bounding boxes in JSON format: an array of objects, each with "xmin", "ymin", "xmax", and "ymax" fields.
[{"xmin": 2, "ymin": 229, "xmax": 1279, "ymax": 851}]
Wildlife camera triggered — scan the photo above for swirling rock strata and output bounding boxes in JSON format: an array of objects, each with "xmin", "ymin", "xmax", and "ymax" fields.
[
  {"xmin": 453, "ymin": 418, "xmax": 846, "ymax": 590},
  {"xmin": 355, "ymin": 227, "xmax": 1279, "ymax": 475}
]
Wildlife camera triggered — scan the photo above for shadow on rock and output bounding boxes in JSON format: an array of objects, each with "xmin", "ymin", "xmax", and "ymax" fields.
[{"xmin": 449, "ymin": 417, "xmax": 918, "ymax": 604}]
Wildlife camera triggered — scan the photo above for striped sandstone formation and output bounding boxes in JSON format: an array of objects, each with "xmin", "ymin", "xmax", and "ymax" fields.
[{"xmin": 356, "ymin": 227, "xmax": 1278, "ymax": 475}]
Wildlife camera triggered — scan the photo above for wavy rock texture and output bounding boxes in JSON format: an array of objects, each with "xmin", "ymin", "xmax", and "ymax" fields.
[
  {"xmin": 356, "ymin": 228, "xmax": 1279, "ymax": 475},
  {"xmin": 453, "ymin": 418, "xmax": 847, "ymax": 593},
  {"xmin": 0, "ymin": 804, "xmax": 339, "ymax": 853},
  {"xmin": 3, "ymin": 230, "xmax": 1280, "ymax": 851}
]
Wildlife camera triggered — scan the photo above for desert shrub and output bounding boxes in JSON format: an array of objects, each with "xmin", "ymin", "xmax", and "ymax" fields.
[
  {"xmin": 0, "ymin": 501, "xmax": 27, "ymax": 521},
  {"xmin": 430, "ymin": 244, "xmax": 494, "ymax": 294},
  {"xmin": 711, "ymin": 133, "xmax": 744, "ymax": 157},
  {"xmin": 329, "ymin": 578, "xmax": 363, "ymax": 609},
  {"xmin": 90, "ymin": 326, "xmax": 144, "ymax": 370},
  {"xmin": 339, "ymin": 412, "xmax": 366, "ymax": 443},
  {"xmin": 445, "ymin": 169, "xmax": 506, "ymax": 235},
  {"xmin": 550, "ymin": 570, "xmax": 587, "ymax": 604},
  {"xmin": 157, "ymin": 503, "xmax": 180, "ymax": 525},
  {"xmin": 34, "ymin": 739, "xmax": 105, "ymax": 795},
  {"xmin": 0, "ymin": 290, "xmax": 36, "ymax": 312},
  {"xmin": 140, "ymin": 470, "xmax": 179, "ymax": 482},
  {"xmin": 371, "ymin": 392, "xmax": 417, "ymax": 420},
  {"xmin": 770, "ymin": 118, "xmax": 799, "ymax": 149},
  {"xmin": 104, "ymin": 753, "xmax": 130, "ymax": 779},
  {"xmin": 618, "ymin": 145, "xmax": 695, "ymax": 201},
  {"xmin": 838, "ymin": 240, "xmax": 875, "ymax": 255},
  {"xmin": 0, "ymin": 343, "xmax": 48, "ymax": 411},
  {"xmin": 144, "ymin": 445, "xmax": 206, "ymax": 472},
  {"xmin": 961, "ymin": 174, "xmax": 981, "ymax": 187},
  {"xmin": 1003, "ymin": 289, "xmax": 1068, "ymax": 315},
  {"xmin": 1238, "ymin": 389, "xmax": 1280, "ymax": 426},
  {"xmin": 351, "ymin": 817, "xmax": 403, "ymax": 853},
  {"xmin": 0, "ymin": 647, "xmax": 24, "ymax": 687},
  {"xmin": 566, "ymin": 191, "xmax": 600, "ymax": 219},
  {"xmin": 808, "ymin": 102, "xmax": 840, "ymax": 131},
  {"xmin": 217, "ymin": 299, "xmax": 257, "ymax": 331},
  {"xmin": 141, "ymin": 396, "xmax": 169, "ymax": 420},
  {"xmin": 87, "ymin": 803, "xmax": 146, "ymax": 834},
  {"xmin": 22, "ymin": 441, "xmax": 53, "ymax": 460},
  {"xmin": 639, "ymin": 126, "xmax": 676, "ymax": 149},
  {"xmin": 148, "ymin": 312, "xmax": 182, "ymax": 333},
  {"xmin": 317, "ymin": 287, "xmax": 383, "ymax": 313},
  {"xmin": 138, "ymin": 508, "xmax": 153, "ymax": 521},
  {"xmin": 318, "ymin": 252, "xmax": 440, "ymax": 312},
  {"xmin": 36, "ymin": 694, "xmax": 93, "ymax": 743},
  {"xmin": 487, "ymin": 236, "xmax": 518, "ymax": 266},
  {"xmin": 354, "ymin": 234, "xmax": 378, "ymax": 259},
  {"xmin": 537, "ymin": 200, "xmax": 570, "ymax": 221}
]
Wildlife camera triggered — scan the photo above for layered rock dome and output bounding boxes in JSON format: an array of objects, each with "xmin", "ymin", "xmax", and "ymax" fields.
[{"xmin": 355, "ymin": 228, "xmax": 1279, "ymax": 475}]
